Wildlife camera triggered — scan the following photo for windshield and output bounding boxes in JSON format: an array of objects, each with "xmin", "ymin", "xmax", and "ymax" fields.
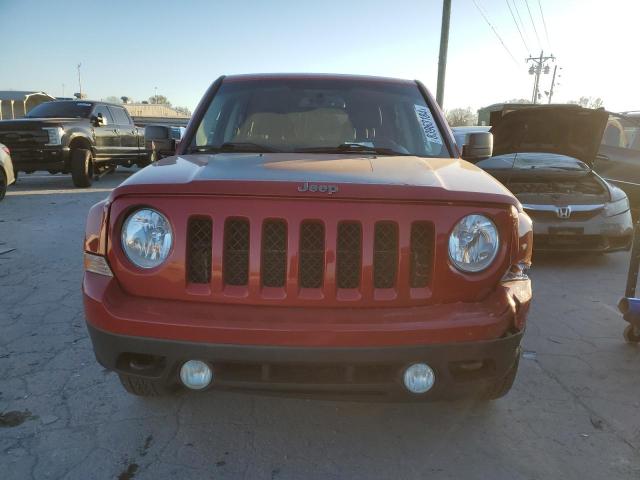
[
  {"xmin": 191, "ymin": 78, "xmax": 448, "ymax": 157},
  {"xmin": 26, "ymin": 101, "xmax": 93, "ymax": 118}
]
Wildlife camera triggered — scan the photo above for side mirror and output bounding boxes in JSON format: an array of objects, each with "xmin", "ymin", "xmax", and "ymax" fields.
[
  {"xmin": 461, "ymin": 132, "xmax": 493, "ymax": 162},
  {"xmin": 91, "ymin": 114, "xmax": 106, "ymax": 127}
]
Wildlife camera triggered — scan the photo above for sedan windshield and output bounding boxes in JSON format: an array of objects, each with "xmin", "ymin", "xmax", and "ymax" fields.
[
  {"xmin": 26, "ymin": 101, "xmax": 93, "ymax": 118},
  {"xmin": 191, "ymin": 78, "xmax": 448, "ymax": 157}
]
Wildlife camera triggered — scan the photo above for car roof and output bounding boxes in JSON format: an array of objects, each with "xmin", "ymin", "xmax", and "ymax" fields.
[
  {"xmin": 223, "ymin": 73, "xmax": 415, "ymax": 85},
  {"xmin": 51, "ymin": 99, "xmax": 123, "ymax": 108}
]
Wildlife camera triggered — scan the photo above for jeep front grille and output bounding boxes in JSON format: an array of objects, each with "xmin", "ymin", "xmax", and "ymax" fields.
[
  {"xmin": 261, "ymin": 220, "xmax": 287, "ymax": 287},
  {"xmin": 336, "ymin": 222, "xmax": 362, "ymax": 289},
  {"xmin": 187, "ymin": 218, "xmax": 213, "ymax": 284},
  {"xmin": 410, "ymin": 222, "xmax": 435, "ymax": 288},
  {"xmin": 223, "ymin": 218, "xmax": 250, "ymax": 286},
  {"xmin": 299, "ymin": 221, "xmax": 325, "ymax": 288},
  {"xmin": 186, "ymin": 216, "xmax": 435, "ymax": 298},
  {"xmin": 373, "ymin": 222, "xmax": 398, "ymax": 289}
]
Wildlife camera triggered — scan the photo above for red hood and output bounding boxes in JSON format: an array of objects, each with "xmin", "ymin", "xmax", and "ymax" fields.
[{"xmin": 111, "ymin": 153, "xmax": 518, "ymax": 206}]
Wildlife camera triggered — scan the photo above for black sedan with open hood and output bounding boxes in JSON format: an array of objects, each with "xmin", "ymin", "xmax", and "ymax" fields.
[{"xmin": 454, "ymin": 105, "xmax": 632, "ymax": 253}]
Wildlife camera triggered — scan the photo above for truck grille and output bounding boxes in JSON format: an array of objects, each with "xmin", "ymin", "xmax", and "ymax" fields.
[{"xmin": 187, "ymin": 216, "xmax": 435, "ymax": 295}]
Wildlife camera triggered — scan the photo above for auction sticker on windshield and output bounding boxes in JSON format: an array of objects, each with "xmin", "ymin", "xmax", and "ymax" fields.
[{"xmin": 414, "ymin": 105, "xmax": 443, "ymax": 146}]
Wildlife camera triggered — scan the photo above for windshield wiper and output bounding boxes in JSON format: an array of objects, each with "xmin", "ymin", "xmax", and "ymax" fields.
[
  {"xmin": 191, "ymin": 142, "xmax": 280, "ymax": 153},
  {"xmin": 296, "ymin": 143, "xmax": 410, "ymax": 156}
]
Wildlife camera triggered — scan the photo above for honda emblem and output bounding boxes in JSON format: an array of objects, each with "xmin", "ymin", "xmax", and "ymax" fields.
[{"xmin": 556, "ymin": 206, "xmax": 572, "ymax": 219}]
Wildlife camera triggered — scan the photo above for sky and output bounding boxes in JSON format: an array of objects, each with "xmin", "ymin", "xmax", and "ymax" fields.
[{"xmin": 1, "ymin": 0, "xmax": 638, "ymax": 113}]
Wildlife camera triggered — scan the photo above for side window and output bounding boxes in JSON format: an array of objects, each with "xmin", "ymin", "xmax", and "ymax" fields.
[
  {"xmin": 109, "ymin": 106, "xmax": 132, "ymax": 125},
  {"xmin": 92, "ymin": 105, "xmax": 114, "ymax": 125}
]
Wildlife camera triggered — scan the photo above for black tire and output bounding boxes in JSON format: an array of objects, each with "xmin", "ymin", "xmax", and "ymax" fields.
[
  {"xmin": 623, "ymin": 324, "xmax": 640, "ymax": 343},
  {"xmin": 137, "ymin": 149, "xmax": 156, "ymax": 169},
  {"xmin": 71, "ymin": 148, "xmax": 93, "ymax": 188},
  {"xmin": 118, "ymin": 373, "xmax": 177, "ymax": 397},
  {"xmin": 0, "ymin": 169, "xmax": 6, "ymax": 201},
  {"xmin": 485, "ymin": 353, "xmax": 520, "ymax": 400}
]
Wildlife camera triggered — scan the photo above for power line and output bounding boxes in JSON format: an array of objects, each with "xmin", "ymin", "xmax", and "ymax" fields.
[
  {"xmin": 524, "ymin": 0, "xmax": 542, "ymax": 50},
  {"xmin": 472, "ymin": 0, "xmax": 520, "ymax": 65},
  {"xmin": 506, "ymin": 0, "xmax": 530, "ymax": 55},
  {"xmin": 537, "ymin": 0, "xmax": 551, "ymax": 48},
  {"xmin": 512, "ymin": 0, "xmax": 529, "ymax": 42}
]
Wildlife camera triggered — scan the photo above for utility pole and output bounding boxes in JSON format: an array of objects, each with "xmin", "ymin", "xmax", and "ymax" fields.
[
  {"xmin": 436, "ymin": 0, "xmax": 452, "ymax": 108},
  {"xmin": 548, "ymin": 64, "xmax": 558, "ymax": 104},
  {"xmin": 77, "ymin": 63, "xmax": 83, "ymax": 98},
  {"xmin": 154, "ymin": 86, "xmax": 158, "ymax": 104},
  {"xmin": 526, "ymin": 51, "xmax": 555, "ymax": 104}
]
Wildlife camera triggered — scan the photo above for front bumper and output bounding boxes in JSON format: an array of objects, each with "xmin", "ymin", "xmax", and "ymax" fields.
[
  {"xmin": 88, "ymin": 323, "xmax": 523, "ymax": 400},
  {"xmin": 84, "ymin": 273, "xmax": 530, "ymax": 399},
  {"xmin": 526, "ymin": 208, "xmax": 633, "ymax": 252},
  {"xmin": 11, "ymin": 146, "xmax": 69, "ymax": 172}
]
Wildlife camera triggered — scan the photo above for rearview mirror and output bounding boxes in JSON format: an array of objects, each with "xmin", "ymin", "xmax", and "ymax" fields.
[{"xmin": 461, "ymin": 132, "xmax": 493, "ymax": 162}]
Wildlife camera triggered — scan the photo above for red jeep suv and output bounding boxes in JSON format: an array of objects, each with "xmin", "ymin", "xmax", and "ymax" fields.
[{"xmin": 83, "ymin": 74, "xmax": 532, "ymax": 400}]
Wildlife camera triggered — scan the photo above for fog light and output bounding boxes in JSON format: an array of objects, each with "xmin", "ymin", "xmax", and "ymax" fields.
[
  {"xmin": 403, "ymin": 363, "xmax": 435, "ymax": 394},
  {"xmin": 179, "ymin": 360, "xmax": 213, "ymax": 390}
]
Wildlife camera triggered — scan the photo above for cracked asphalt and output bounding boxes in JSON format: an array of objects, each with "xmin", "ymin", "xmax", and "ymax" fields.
[{"xmin": 1, "ymin": 170, "xmax": 639, "ymax": 479}]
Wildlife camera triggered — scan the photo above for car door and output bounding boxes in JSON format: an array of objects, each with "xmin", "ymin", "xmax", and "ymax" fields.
[
  {"xmin": 594, "ymin": 115, "xmax": 640, "ymax": 211},
  {"xmin": 108, "ymin": 106, "xmax": 138, "ymax": 161},
  {"xmin": 91, "ymin": 105, "xmax": 118, "ymax": 162}
]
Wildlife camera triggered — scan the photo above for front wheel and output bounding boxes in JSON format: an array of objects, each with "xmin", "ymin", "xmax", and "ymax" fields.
[
  {"xmin": 0, "ymin": 169, "xmax": 6, "ymax": 201},
  {"xmin": 70, "ymin": 148, "xmax": 93, "ymax": 188}
]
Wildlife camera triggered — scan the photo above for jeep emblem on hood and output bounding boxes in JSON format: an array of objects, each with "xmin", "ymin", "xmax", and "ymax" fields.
[{"xmin": 298, "ymin": 182, "xmax": 339, "ymax": 194}]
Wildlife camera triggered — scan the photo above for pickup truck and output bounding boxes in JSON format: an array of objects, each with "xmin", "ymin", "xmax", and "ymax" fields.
[
  {"xmin": 83, "ymin": 74, "xmax": 532, "ymax": 401},
  {"xmin": 0, "ymin": 100, "xmax": 151, "ymax": 187}
]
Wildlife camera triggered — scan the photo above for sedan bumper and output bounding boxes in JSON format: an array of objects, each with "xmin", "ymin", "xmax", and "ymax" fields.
[{"xmin": 525, "ymin": 205, "xmax": 633, "ymax": 252}]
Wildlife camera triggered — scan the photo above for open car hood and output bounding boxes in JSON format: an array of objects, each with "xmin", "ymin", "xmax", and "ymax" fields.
[{"xmin": 490, "ymin": 106, "xmax": 609, "ymax": 167}]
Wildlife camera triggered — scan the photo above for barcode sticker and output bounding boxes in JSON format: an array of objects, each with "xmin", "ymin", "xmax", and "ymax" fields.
[{"xmin": 414, "ymin": 105, "xmax": 443, "ymax": 146}]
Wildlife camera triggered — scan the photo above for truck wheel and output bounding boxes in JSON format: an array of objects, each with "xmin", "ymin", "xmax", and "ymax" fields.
[
  {"xmin": 118, "ymin": 373, "xmax": 178, "ymax": 397},
  {"xmin": 485, "ymin": 354, "xmax": 520, "ymax": 400},
  {"xmin": 0, "ymin": 169, "xmax": 6, "ymax": 201},
  {"xmin": 137, "ymin": 150, "xmax": 156, "ymax": 169},
  {"xmin": 623, "ymin": 324, "xmax": 640, "ymax": 343},
  {"xmin": 71, "ymin": 148, "xmax": 93, "ymax": 188}
]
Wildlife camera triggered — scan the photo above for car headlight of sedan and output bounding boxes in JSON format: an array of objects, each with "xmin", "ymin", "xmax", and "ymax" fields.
[
  {"xmin": 43, "ymin": 127, "xmax": 64, "ymax": 146},
  {"xmin": 448, "ymin": 214, "xmax": 500, "ymax": 272},
  {"xmin": 604, "ymin": 196, "xmax": 630, "ymax": 217},
  {"xmin": 121, "ymin": 208, "xmax": 173, "ymax": 268}
]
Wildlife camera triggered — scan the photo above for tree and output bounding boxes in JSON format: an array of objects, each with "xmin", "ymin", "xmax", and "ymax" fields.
[
  {"xmin": 504, "ymin": 98, "xmax": 532, "ymax": 104},
  {"xmin": 446, "ymin": 107, "xmax": 477, "ymax": 127},
  {"xmin": 149, "ymin": 95, "xmax": 171, "ymax": 106},
  {"xmin": 120, "ymin": 96, "xmax": 130, "ymax": 104},
  {"xmin": 104, "ymin": 96, "xmax": 121, "ymax": 104},
  {"xmin": 173, "ymin": 106, "xmax": 192, "ymax": 117},
  {"xmin": 568, "ymin": 96, "xmax": 604, "ymax": 109}
]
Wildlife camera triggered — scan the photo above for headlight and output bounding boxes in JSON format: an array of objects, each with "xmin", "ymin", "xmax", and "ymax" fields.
[
  {"xmin": 121, "ymin": 208, "xmax": 173, "ymax": 268},
  {"xmin": 448, "ymin": 214, "xmax": 499, "ymax": 272},
  {"xmin": 43, "ymin": 127, "xmax": 64, "ymax": 146},
  {"xmin": 604, "ymin": 197, "xmax": 629, "ymax": 217}
]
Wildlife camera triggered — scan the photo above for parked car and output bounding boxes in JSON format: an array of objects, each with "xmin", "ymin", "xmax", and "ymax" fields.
[
  {"xmin": 0, "ymin": 143, "xmax": 16, "ymax": 201},
  {"xmin": 594, "ymin": 111, "xmax": 640, "ymax": 215},
  {"xmin": 83, "ymin": 74, "xmax": 532, "ymax": 401},
  {"xmin": 453, "ymin": 106, "xmax": 633, "ymax": 253},
  {"xmin": 0, "ymin": 100, "xmax": 151, "ymax": 187},
  {"xmin": 144, "ymin": 124, "xmax": 185, "ymax": 161}
]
